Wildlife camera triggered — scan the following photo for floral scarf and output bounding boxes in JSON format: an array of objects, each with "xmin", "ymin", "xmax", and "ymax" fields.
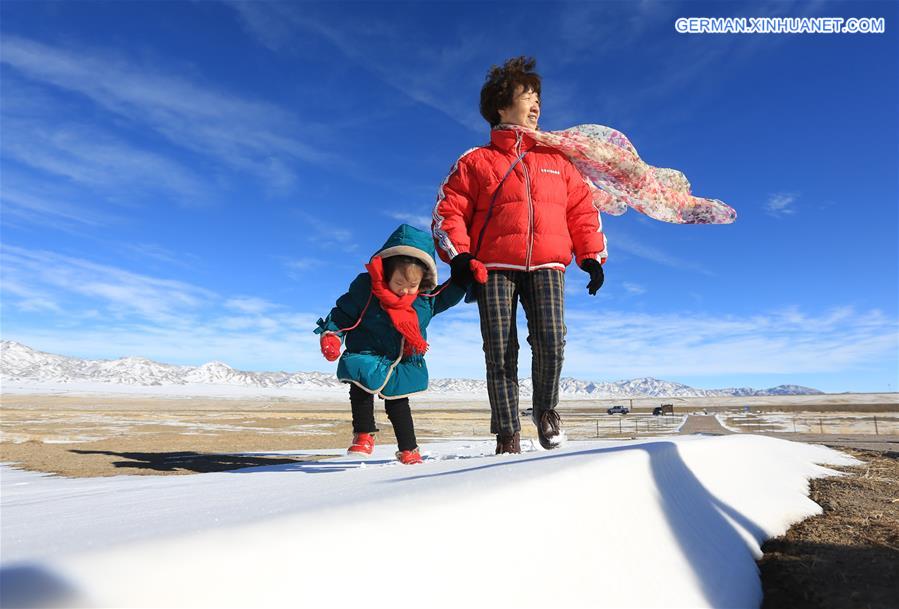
[{"xmin": 505, "ymin": 124, "xmax": 736, "ymax": 224}]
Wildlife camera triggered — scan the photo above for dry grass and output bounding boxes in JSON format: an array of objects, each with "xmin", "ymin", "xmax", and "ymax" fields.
[
  {"xmin": 759, "ymin": 448, "xmax": 899, "ymax": 609},
  {"xmin": 1, "ymin": 393, "xmax": 895, "ymax": 479}
]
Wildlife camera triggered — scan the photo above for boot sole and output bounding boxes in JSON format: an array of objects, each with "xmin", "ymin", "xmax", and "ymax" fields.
[{"xmin": 346, "ymin": 449, "xmax": 374, "ymax": 457}]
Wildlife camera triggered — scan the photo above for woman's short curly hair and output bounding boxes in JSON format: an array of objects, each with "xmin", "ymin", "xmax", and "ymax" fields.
[{"xmin": 479, "ymin": 56, "xmax": 542, "ymax": 127}]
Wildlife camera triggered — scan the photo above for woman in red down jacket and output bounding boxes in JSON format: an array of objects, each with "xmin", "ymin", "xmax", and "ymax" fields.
[{"xmin": 432, "ymin": 56, "xmax": 607, "ymax": 454}]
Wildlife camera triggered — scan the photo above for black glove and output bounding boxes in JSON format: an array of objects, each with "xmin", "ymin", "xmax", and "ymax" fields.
[
  {"xmin": 580, "ymin": 259, "xmax": 604, "ymax": 295},
  {"xmin": 450, "ymin": 253, "xmax": 476, "ymax": 287}
]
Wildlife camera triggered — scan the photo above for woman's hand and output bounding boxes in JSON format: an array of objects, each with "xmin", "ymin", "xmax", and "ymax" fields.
[{"xmin": 580, "ymin": 259, "xmax": 604, "ymax": 295}]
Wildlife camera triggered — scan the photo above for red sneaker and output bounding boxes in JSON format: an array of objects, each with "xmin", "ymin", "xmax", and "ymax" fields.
[
  {"xmin": 347, "ymin": 433, "xmax": 375, "ymax": 456},
  {"xmin": 396, "ymin": 447, "xmax": 423, "ymax": 465}
]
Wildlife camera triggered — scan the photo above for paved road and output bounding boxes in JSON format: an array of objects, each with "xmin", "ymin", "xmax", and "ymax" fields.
[{"xmin": 678, "ymin": 414, "xmax": 733, "ymax": 435}]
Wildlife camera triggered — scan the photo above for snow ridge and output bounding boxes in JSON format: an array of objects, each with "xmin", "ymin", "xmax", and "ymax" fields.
[{"xmin": 0, "ymin": 341, "xmax": 823, "ymax": 397}]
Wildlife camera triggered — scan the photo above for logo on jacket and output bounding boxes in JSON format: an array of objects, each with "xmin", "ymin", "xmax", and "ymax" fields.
[{"xmin": 540, "ymin": 168, "xmax": 561, "ymax": 175}]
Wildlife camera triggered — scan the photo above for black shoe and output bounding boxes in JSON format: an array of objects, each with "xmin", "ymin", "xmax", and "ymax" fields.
[
  {"xmin": 495, "ymin": 431, "xmax": 521, "ymax": 454},
  {"xmin": 536, "ymin": 409, "xmax": 562, "ymax": 450}
]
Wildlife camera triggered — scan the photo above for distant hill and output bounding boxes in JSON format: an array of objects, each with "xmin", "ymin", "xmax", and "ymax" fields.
[{"xmin": 0, "ymin": 341, "xmax": 824, "ymax": 398}]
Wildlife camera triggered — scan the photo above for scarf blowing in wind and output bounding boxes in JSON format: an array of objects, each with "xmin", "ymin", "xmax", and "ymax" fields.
[{"xmin": 506, "ymin": 124, "xmax": 737, "ymax": 225}]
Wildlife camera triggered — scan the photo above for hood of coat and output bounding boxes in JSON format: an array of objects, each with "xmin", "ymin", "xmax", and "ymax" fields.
[{"xmin": 372, "ymin": 224, "xmax": 439, "ymax": 291}]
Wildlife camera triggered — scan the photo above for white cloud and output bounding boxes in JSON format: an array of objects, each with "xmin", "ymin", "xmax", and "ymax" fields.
[
  {"xmin": 0, "ymin": 182, "xmax": 115, "ymax": 232},
  {"xmin": 1, "ymin": 244, "xmax": 326, "ymax": 370},
  {"xmin": 385, "ymin": 210, "xmax": 432, "ymax": 231},
  {"xmin": 7, "ymin": 324, "xmax": 322, "ymax": 373},
  {"xmin": 295, "ymin": 212, "xmax": 358, "ymax": 252},
  {"xmin": 281, "ymin": 257, "xmax": 326, "ymax": 280},
  {"xmin": 4, "ymin": 246, "xmax": 895, "ymax": 384},
  {"xmin": 623, "ymin": 282, "xmax": 647, "ymax": 295},
  {"xmin": 285, "ymin": 258, "xmax": 317, "ymax": 270},
  {"xmin": 121, "ymin": 243, "xmax": 201, "ymax": 269},
  {"xmin": 226, "ymin": 0, "xmax": 297, "ymax": 52},
  {"xmin": 611, "ymin": 230, "xmax": 714, "ymax": 275},
  {"xmin": 2, "ymin": 118, "xmax": 210, "ymax": 204},
  {"xmin": 225, "ymin": 297, "xmax": 277, "ymax": 315},
  {"xmin": 1, "ymin": 245, "xmax": 214, "ymax": 325},
  {"xmin": 424, "ymin": 304, "xmax": 899, "ymax": 381},
  {"xmin": 552, "ymin": 1, "xmax": 831, "ymax": 132},
  {"xmin": 0, "ymin": 277, "xmax": 63, "ymax": 313},
  {"xmin": 226, "ymin": 2, "xmax": 487, "ymax": 132},
  {"xmin": 765, "ymin": 193, "xmax": 798, "ymax": 217},
  {"xmin": 0, "ymin": 35, "xmax": 337, "ymax": 187}
]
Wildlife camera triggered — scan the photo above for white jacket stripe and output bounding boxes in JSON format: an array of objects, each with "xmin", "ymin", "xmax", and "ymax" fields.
[{"xmin": 432, "ymin": 147, "xmax": 480, "ymax": 259}]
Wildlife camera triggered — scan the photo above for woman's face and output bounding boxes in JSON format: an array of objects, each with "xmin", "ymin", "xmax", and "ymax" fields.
[
  {"xmin": 497, "ymin": 84, "xmax": 540, "ymax": 129},
  {"xmin": 387, "ymin": 264, "xmax": 423, "ymax": 297}
]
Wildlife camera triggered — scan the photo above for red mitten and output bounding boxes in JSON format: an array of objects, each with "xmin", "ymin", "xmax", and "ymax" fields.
[
  {"xmin": 320, "ymin": 333, "xmax": 341, "ymax": 362},
  {"xmin": 470, "ymin": 259, "xmax": 488, "ymax": 284}
]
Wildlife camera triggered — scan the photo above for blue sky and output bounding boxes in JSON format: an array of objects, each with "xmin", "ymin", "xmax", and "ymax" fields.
[{"xmin": 1, "ymin": 0, "xmax": 897, "ymax": 392}]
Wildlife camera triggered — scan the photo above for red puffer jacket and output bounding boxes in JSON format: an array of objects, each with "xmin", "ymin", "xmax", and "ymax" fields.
[{"xmin": 432, "ymin": 128, "xmax": 607, "ymax": 271}]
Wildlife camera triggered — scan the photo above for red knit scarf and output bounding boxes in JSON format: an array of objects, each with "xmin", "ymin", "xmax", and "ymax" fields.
[{"xmin": 365, "ymin": 256, "xmax": 428, "ymax": 357}]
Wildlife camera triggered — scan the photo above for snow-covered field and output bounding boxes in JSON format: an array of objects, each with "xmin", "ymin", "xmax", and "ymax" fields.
[{"xmin": 1, "ymin": 434, "xmax": 858, "ymax": 608}]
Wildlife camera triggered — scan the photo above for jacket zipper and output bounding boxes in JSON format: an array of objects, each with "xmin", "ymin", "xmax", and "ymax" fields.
[{"xmin": 517, "ymin": 132, "xmax": 535, "ymax": 270}]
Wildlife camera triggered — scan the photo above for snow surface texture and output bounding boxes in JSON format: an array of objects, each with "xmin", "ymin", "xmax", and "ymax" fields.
[
  {"xmin": 1, "ymin": 341, "xmax": 823, "ymax": 400},
  {"xmin": 1, "ymin": 435, "xmax": 857, "ymax": 608}
]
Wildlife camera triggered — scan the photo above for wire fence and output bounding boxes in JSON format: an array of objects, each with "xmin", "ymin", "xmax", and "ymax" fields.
[
  {"xmin": 720, "ymin": 413, "xmax": 899, "ymax": 436},
  {"xmin": 427, "ymin": 411, "xmax": 898, "ymax": 441},
  {"xmin": 562, "ymin": 413, "xmax": 684, "ymax": 439}
]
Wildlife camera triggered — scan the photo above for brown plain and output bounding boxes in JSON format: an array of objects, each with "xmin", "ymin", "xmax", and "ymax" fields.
[{"xmin": 1, "ymin": 392, "xmax": 896, "ymax": 478}]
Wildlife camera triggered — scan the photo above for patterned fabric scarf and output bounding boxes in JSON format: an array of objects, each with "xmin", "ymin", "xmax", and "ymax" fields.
[
  {"xmin": 365, "ymin": 256, "xmax": 428, "ymax": 357},
  {"xmin": 505, "ymin": 124, "xmax": 737, "ymax": 224}
]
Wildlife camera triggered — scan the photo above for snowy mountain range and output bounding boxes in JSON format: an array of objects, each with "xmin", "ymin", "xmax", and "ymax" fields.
[{"xmin": 0, "ymin": 341, "xmax": 823, "ymax": 397}]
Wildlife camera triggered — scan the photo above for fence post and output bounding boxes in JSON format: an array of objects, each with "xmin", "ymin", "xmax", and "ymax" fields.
[
  {"xmin": 596, "ymin": 419, "xmax": 599, "ymax": 438},
  {"xmin": 874, "ymin": 416, "xmax": 879, "ymax": 435},
  {"xmin": 619, "ymin": 417, "xmax": 622, "ymax": 435},
  {"xmin": 819, "ymin": 418, "xmax": 823, "ymax": 434},
  {"xmin": 793, "ymin": 415, "xmax": 797, "ymax": 434}
]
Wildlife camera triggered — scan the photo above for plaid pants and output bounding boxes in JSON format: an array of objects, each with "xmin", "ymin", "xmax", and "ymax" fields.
[{"xmin": 477, "ymin": 269, "xmax": 566, "ymax": 435}]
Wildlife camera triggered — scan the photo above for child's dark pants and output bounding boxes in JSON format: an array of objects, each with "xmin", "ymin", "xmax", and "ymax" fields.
[{"xmin": 349, "ymin": 383, "xmax": 417, "ymax": 451}]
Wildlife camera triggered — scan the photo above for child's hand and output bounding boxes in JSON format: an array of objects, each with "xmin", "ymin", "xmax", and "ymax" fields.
[
  {"xmin": 470, "ymin": 259, "xmax": 488, "ymax": 284},
  {"xmin": 320, "ymin": 333, "xmax": 341, "ymax": 361},
  {"xmin": 451, "ymin": 253, "xmax": 488, "ymax": 287}
]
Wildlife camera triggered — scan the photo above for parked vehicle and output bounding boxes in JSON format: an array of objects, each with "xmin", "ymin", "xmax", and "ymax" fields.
[
  {"xmin": 607, "ymin": 405, "xmax": 629, "ymax": 415},
  {"xmin": 653, "ymin": 403, "xmax": 675, "ymax": 416}
]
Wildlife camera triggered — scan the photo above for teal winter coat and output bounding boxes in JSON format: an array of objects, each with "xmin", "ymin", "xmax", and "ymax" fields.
[{"xmin": 315, "ymin": 224, "xmax": 465, "ymax": 399}]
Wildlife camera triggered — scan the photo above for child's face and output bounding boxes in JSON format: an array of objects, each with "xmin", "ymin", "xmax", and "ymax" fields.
[{"xmin": 387, "ymin": 264, "xmax": 424, "ymax": 297}]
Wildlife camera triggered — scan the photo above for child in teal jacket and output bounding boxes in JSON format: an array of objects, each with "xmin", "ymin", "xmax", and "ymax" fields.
[{"xmin": 315, "ymin": 224, "xmax": 482, "ymax": 464}]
